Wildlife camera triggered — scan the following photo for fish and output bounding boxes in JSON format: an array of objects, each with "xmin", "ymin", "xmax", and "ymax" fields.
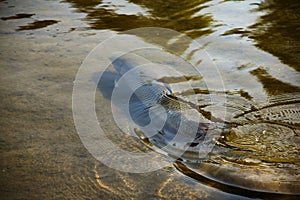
[
  {"xmin": 110, "ymin": 52, "xmax": 227, "ymax": 160},
  {"xmin": 109, "ymin": 52, "xmax": 300, "ymax": 194}
]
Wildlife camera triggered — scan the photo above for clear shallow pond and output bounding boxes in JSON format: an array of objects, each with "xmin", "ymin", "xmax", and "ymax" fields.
[{"xmin": 0, "ymin": 0, "xmax": 299, "ymax": 199}]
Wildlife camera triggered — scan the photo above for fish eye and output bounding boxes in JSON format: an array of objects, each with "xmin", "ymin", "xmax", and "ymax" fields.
[
  {"xmin": 164, "ymin": 85, "xmax": 173, "ymax": 96},
  {"xmin": 163, "ymin": 87, "xmax": 173, "ymax": 97},
  {"xmin": 151, "ymin": 80, "xmax": 173, "ymax": 96}
]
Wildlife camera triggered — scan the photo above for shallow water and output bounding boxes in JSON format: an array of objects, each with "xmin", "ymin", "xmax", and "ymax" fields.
[{"xmin": 0, "ymin": 0, "xmax": 299, "ymax": 199}]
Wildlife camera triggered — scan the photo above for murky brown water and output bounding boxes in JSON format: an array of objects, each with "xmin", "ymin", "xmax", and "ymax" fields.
[{"xmin": 0, "ymin": 0, "xmax": 299, "ymax": 199}]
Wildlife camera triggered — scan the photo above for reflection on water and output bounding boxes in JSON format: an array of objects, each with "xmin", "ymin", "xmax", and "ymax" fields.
[
  {"xmin": 17, "ymin": 20, "xmax": 60, "ymax": 31},
  {"xmin": 0, "ymin": 0, "xmax": 299, "ymax": 199},
  {"xmin": 250, "ymin": 67, "xmax": 300, "ymax": 95},
  {"xmin": 247, "ymin": 0, "xmax": 300, "ymax": 72},
  {"xmin": 64, "ymin": 0, "xmax": 214, "ymax": 37},
  {"xmin": 64, "ymin": 0, "xmax": 215, "ymax": 55},
  {"xmin": 1, "ymin": 13, "xmax": 35, "ymax": 21}
]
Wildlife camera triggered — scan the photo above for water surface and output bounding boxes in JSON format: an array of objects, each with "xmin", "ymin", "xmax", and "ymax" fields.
[{"xmin": 0, "ymin": 0, "xmax": 299, "ymax": 199}]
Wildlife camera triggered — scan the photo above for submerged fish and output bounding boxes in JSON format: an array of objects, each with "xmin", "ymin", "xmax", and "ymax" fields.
[
  {"xmin": 110, "ymin": 52, "xmax": 226, "ymax": 159},
  {"xmin": 110, "ymin": 52, "xmax": 300, "ymax": 194}
]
